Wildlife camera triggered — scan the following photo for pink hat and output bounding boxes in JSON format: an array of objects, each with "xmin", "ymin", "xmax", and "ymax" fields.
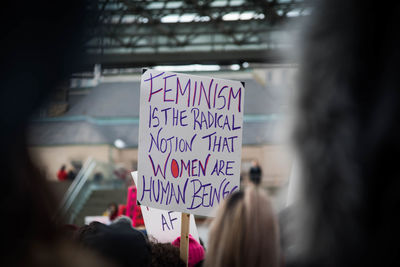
[{"xmin": 172, "ymin": 235, "xmax": 204, "ymax": 267}]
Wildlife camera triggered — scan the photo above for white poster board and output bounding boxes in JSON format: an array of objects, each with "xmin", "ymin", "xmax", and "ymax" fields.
[
  {"xmin": 84, "ymin": 216, "xmax": 111, "ymax": 225},
  {"xmin": 132, "ymin": 171, "xmax": 199, "ymax": 243},
  {"xmin": 137, "ymin": 69, "xmax": 244, "ymax": 216}
]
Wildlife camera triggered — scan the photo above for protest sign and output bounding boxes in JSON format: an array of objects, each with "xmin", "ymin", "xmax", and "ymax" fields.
[
  {"xmin": 141, "ymin": 204, "xmax": 199, "ymax": 243},
  {"xmin": 132, "ymin": 171, "xmax": 199, "ymax": 243},
  {"xmin": 137, "ymin": 69, "xmax": 244, "ymax": 216}
]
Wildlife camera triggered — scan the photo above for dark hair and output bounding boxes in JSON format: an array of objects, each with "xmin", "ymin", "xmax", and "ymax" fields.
[
  {"xmin": 109, "ymin": 202, "xmax": 118, "ymax": 208},
  {"xmin": 77, "ymin": 221, "xmax": 152, "ymax": 267},
  {"xmin": 293, "ymin": 0, "xmax": 400, "ymax": 266},
  {"xmin": 149, "ymin": 242, "xmax": 185, "ymax": 267},
  {"xmin": 225, "ymin": 190, "xmax": 244, "ymax": 209}
]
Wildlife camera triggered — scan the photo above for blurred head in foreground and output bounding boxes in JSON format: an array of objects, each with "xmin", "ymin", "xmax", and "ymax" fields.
[
  {"xmin": 205, "ymin": 186, "xmax": 280, "ymax": 267},
  {"xmin": 150, "ymin": 242, "xmax": 185, "ymax": 267},
  {"xmin": 0, "ymin": 1, "xmax": 96, "ymax": 266},
  {"xmin": 77, "ymin": 218, "xmax": 151, "ymax": 267},
  {"xmin": 293, "ymin": 0, "xmax": 400, "ymax": 266}
]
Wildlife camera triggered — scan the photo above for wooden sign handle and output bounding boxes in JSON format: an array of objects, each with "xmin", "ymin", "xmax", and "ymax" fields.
[{"xmin": 180, "ymin": 213, "xmax": 190, "ymax": 266}]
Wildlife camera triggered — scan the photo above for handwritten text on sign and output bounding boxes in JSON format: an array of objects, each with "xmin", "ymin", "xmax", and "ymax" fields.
[
  {"xmin": 132, "ymin": 171, "xmax": 199, "ymax": 243},
  {"xmin": 138, "ymin": 69, "xmax": 244, "ymax": 216}
]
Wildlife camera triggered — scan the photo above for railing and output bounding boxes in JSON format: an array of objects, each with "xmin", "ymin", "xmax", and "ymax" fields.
[
  {"xmin": 57, "ymin": 157, "xmax": 127, "ymax": 224},
  {"xmin": 59, "ymin": 157, "xmax": 95, "ymax": 215}
]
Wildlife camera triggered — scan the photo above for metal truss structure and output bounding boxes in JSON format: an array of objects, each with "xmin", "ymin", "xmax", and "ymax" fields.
[{"xmin": 84, "ymin": 0, "xmax": 309, "ymax": 69}]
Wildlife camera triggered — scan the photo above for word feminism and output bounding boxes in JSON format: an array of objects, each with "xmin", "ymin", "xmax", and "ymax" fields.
[{"xmin": 144, "ymin": 72, "xmax": 242, "ymax": 112}]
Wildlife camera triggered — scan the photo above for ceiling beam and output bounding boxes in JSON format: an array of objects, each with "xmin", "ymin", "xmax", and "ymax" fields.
[{"xmin": 82, "ymin": 48, "xmax": 295, "ymax": 69}]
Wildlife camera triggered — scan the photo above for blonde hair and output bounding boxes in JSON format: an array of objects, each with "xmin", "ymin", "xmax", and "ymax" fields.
[{"xmin": 204, "ymin": 186, "xmax": 280, "ymax": 267}]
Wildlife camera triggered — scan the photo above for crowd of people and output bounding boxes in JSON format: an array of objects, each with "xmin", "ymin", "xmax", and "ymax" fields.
[
  {"xmin": 64, "ymin": 185, "xmax": 277, "ymax": 267},
  {"xmin": 2, "ymin": 0, "xmax": 400, "ymax": 266}
]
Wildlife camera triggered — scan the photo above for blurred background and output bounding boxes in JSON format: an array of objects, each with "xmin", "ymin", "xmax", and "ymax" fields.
[{"xmin": 27, "ymin": 0, "xmax": 309, "ymax": 242}]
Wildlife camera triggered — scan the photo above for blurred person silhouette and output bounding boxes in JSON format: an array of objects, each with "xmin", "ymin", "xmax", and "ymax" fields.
[
  {"xmin": 67, "ymin": 168, "xmax": 77, "ymax": 181},
  {"xmin": 57, "ymin": 164, "xmax": 68, "ymax": 181},
  {"xmin": 204, "ymin": 186, "xmax": 280, "ymax": 267},
  {"xmin": 104, "ymin": 202, "xmax": 119, "ymax": 222},
  {"xmin": 249, "ymin": 160, "xmax": 262, "ymax": 185},
  {"xmin": 149, "ymin": 241, "xmax": 185, "ymax": 267},
  {"xmin": 0, "ymin": 1, "xmax": 116, "ymax": 266},
  {"xmin": 290, "ymin": 0, "xmax": 400, "ymax": 266},
  {"xmin": 77, "ymin": 216, "xmax": 152, "ymax": 267},
  {"xmin": 94, "ymin": 171, "xmax": 104, "ymax": 183}
]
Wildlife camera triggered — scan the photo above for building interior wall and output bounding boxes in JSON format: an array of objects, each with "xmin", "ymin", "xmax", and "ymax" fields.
[{"xmin": 29, "ymin": 144, "xmax": 292, "ymax": 188}]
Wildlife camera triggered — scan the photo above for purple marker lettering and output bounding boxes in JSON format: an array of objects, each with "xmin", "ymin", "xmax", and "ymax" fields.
[
  {"xmin": 168, "ymin": 211, "xmax": 178, "ymax": 230},
  {"xmin": 228, "ymin": 86, "xmax": 242, "ymax": 112},
  {"xmin": 222, "ymin": 180, "xmax": 231, "ymax": 199},
  {"xmin": 148, "ymin": 127, "xmax": 162, "ymax": 153},
  {"xmin": 217, "ymin": 85, "xmax": 228, "ymax": 110},
  {"xmin": 180, "ymin": 109, "xmax": 188, "ymax": 126},
  {"xmin": 210, "ymin": 179, "xmax": 224, "ymax": 206},
  {"xmin": 176, "ymin": 78, "xmax": 191, "ymax": 107},
  {"xmin": 191, "ymin": 159, "xmax": 198, "ymax": 177},
  {"xmin": 168, "ymin": 185, "xmax": 176, "ymax": 205},
  {"xmin": 222, "ymin": 137, "xmax": 230, "ymax": 153},
  {"xmin": 168, "ymin": 178, "xmax": 188, "ymax": 204},
  {"xmin": 198, "ymin": 80, "xmax": 211, "ymax": 109},
  {"xmin": 232, "ymin": 114, "xmax": 241, "ymax": 130},
  {"xmin": 229, "ymin": 136, "xmax": 238, "ymax": 152},
  {"xmin": 161, "ymin": 213, "xmax": 170, "ymax": 231},
  {"xmin": 213, "ymin": 82, "xmax": 218, "ymax": 108},
  {"xmin": 160, "ymin": 180, "xmax": 170, "ymax": 204},
  {"xmin": 201, "ymin": 131, "xmax": 216, "ymax": 151},
  {"xmin": 179, "ymin": 159, "xmax": 190, "ymax": 177},
  {"xmin": 144, "ymin": 72, "xmax": 164, "ymax": 102},
  {"xmin": 152, "ymin": 178, "xmax": 160, "ymax": 202},
  {"xmin": 213, "ymin": 135, "xmax": 222, "ymax": 152},
  {"xmin": 188, "ymin": 179, "xmax": 202, "ymax": 210},
  {"xmin": 140, "ymin": 175, "xmax": 152, "ymax": 202},
  {"xmin": 218, "ymin": 160, "xmax": 225, "ymax": 175},
  {"xmin": 148, "ymin": 152, "xmax": 170, "ymax": 179},
  {"xmin": 199, "ymin": 153, "xmax": 211, "ymax": 177},
  {"xmin": 172, "ymin": 108, "xmax": 179, "ymax": 126},
  {"xmin": 191, "ymin": 108, "xmax": 201, "ymax": 130},
  {"xmin": 149, "ymin": 105, "xmax": 160, "ymax": 128},
  {"xmin": 226, "ymin": 161, "xmax": 234, "ymax": 176},
  {"xmin": 192, "ymin": 81, "xmax": 197, "ymax": 107},
  {"xmin": 177, "ymin": 179, "xmax": 188, "ymax": 204},
  {"xmin": 207, "ymin": 111, "xmax": 215, "ymax": 128},
  {"xmin": 163, "ymin": 74, "xmax": 177, "ymax": 102},
  {"xmin": 223, "ymin": 116, "xmax": 231, "ymax": 131},
  {"xmin": 201, "ymin": 183, "xmax": 212, "ymax": 207},
  {"xmin": 216, "ymin": 114, "xmax": 224, "ymax": 128},
  {"xmin": 161, "ymin": 108, "xmax": 171, "ymax": 125}
]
